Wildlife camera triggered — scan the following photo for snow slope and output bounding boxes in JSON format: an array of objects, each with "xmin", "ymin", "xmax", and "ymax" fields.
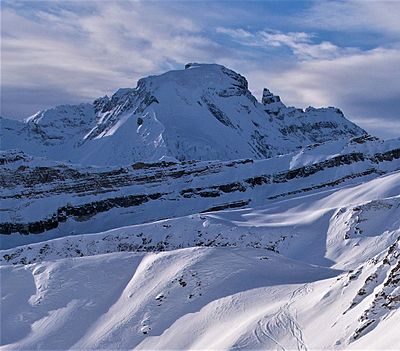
[
  {"xmin": 1, "ymin": 64, "xmax": 365, "ymax": 166},
  {"xmin": 1, "ymin": 170, "xmax": 399, "ymax": 350}
]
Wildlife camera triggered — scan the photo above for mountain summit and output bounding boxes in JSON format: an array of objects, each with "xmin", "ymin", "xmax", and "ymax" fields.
[{"xmin": 1, "ymin": 63, "xmax": 365, "ymax": 166}]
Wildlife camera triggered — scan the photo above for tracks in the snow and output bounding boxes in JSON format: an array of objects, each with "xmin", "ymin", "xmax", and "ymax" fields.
[{"xmin": 253, "ymin": 284, "xmax": 311, "ymax": 350}]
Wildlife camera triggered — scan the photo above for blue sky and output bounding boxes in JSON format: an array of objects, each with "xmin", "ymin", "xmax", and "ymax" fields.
[{"xmin": 1, "ymin": 0, "xmax": 399, "ymax": 138}]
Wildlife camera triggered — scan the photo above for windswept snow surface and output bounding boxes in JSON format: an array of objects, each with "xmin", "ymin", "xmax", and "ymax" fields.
[{"xmin": 1, "ymin": 170, "xmax": 399, "ymax": 350}]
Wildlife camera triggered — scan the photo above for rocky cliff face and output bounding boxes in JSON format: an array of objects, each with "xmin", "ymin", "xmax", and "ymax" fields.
[
  {"xmin": 1, "ymin": 136, "xmax": 398, "ymax": 248},
  {"xmin": 261, "ymin": 88, "xmax": 285, "ymax": 113},
  {"xmin": 1, "ymin": 63, "xmax": 365, "ymax": 166}
]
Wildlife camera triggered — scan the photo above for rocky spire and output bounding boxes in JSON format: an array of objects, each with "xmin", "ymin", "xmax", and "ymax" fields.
[
  {"xmin": 261, "ymin": 88, "xmax": 285, "ymax": 113},
  {"xmin": 262, "ymin": 88, "xmax": 281, "ymax": 105}
]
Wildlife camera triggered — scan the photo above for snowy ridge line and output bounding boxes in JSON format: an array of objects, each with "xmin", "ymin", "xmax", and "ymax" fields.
[
  {"xmin": 2, "ymin": 178, "xmax": 399, "ymax": 267},
  {"xmin": 0, "ymin": 157, "xmax": 249, "ymax": 193},
  {"xmin": 1, "ymin": 143, "xmax": 399, "ymax": 238},
  {"xmin": 2, "ymin": 136, "xmax": 398, "ymax": 193},
  {"xmin": 0, "ymin": 173, "xmax": 390, "ymax": 236},
  {"xmin": 267, "ymin": 168, "xmax": 380, "ymax": 200},
  {"xmin": 1, "ymin": 147, "xmax": 398, "ymax": 203}
]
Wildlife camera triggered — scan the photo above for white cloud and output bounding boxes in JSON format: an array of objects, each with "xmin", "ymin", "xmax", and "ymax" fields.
[
  {"xmin": 216, "ymin": 27, "xmax": 254, "ymax": 39},
  {"xmin": 217, "ymin": 28, "xmax": 359, "ymax": 60},
  {"xmin": 297, "ymin": 1, "xmax": 400, "ymax": 37},
  {"xmin": 258, "ymin": 31, "xmax": 358, "ymax": 60}
]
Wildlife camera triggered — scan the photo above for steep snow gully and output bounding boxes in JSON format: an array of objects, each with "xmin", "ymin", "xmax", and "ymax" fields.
[{"xmin": 1, "ymin": 63, "xmax": 399, "ymax": 350}]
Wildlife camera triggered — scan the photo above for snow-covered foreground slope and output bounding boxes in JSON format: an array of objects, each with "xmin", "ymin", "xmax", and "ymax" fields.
[
  {"xmin": 1, "ymin": 168, "xmax": 399, "ymax": 350},
  {"xmin": 1, "ymin": 63, "xmax": 365, "ymax": 166}
]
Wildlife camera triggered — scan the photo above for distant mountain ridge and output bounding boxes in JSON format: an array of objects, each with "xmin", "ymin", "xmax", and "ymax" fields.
[
  {"xmin": 1, "ymin": 63, "xmax": 365, "ymax": 166},
  {"xmin": 1, "ymin": 135, "xmax": 398, "ymax": 249}
]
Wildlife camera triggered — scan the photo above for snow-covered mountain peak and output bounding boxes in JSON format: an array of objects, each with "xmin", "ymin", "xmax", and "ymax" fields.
[
  {"xmin": 1, "ymin": 63, "xmax": 366, "ymax": 166},
  {"xmin": 24, "ymin": 103, "xmax": 94, "ymax": 126},
  {"xmin": 137, "ymin": 63, "xmax": 251, "ymax": 100}
]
